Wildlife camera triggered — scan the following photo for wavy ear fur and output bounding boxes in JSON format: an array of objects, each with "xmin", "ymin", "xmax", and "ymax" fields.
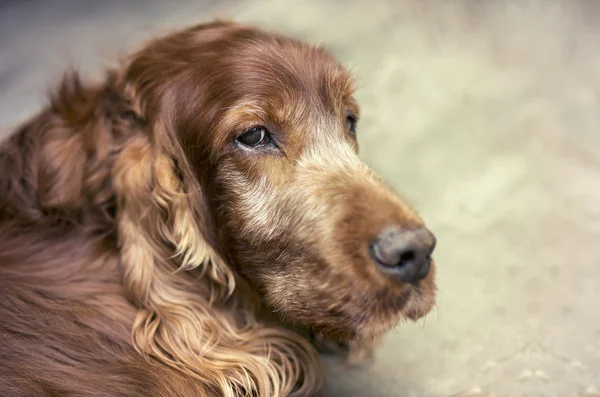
[{"xmin": 111, "ymin": 72, "xmax": 321, "ymax": 395}]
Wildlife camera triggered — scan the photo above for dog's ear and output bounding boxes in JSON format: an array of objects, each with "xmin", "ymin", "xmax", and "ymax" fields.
[
  {"xmin": 112, "ymin": 57, "xmax": 322, "ymax": 394},
  {"xmin": 113, "ymin": 115, "xmax": 234, "ymax": 300}
]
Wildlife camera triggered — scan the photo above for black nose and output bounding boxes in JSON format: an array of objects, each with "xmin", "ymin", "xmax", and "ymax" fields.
[{"xmin": 369, "ymin": 226, "xmax": 436, "ymax": 284}]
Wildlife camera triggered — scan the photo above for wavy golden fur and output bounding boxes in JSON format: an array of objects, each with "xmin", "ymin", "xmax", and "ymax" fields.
[{"xmin": 0, "ymin": 21, "xmax": 437, "ymax": 396}]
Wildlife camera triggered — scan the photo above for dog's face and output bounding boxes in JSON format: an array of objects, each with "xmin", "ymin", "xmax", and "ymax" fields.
[{"xmin": 133, "ymin": 22, "xmax": 436, "ymax": 342}]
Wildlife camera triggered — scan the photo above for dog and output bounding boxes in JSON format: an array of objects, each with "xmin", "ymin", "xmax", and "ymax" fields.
[{"xmin": 0, "ymin": 20, "xmax": 437, "ymax": 397}]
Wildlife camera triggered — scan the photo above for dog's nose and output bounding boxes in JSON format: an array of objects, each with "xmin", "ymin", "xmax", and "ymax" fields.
[{"xmin": 369, "ymin": 226, "xmax": 436, "ymax": 284}]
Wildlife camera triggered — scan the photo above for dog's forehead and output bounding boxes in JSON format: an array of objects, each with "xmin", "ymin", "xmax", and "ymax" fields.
[{"xmin": 224, "ymin": 34, "xmax": 356, "ymax": 110}]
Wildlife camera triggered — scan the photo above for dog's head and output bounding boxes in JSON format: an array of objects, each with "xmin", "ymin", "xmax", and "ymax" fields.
[{"xmin": 121, "ymin": 20, "xmax": 436, "ymax": 348}]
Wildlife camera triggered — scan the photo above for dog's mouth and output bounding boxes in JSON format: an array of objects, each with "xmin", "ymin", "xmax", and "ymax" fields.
[{"xmin": 400, "ymin": 274, "xmax": 437, "ymax": 321}]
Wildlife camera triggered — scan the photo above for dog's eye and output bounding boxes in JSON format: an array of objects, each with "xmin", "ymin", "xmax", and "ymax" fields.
[
  {"xmin": 237, "ymin": 127, "xmax": 269, "ymax": 147},
  {"xmin": 346, "ymin": 115, "xmax": 357, "ymax": 136}
]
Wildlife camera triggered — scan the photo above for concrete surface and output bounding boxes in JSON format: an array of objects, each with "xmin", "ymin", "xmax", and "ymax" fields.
[{"xmin": 1, "ymin": 1, "xmax": 600, "ymax": 396}]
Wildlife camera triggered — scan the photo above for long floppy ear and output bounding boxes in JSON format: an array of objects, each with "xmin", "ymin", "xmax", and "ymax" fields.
[
  {"xmin": 113, "ymin": 116, "xmax": 234, "ymax": 299},
  {"xmin": 111, "ymin": 78, "xmax": 322, "ymax": 395}
]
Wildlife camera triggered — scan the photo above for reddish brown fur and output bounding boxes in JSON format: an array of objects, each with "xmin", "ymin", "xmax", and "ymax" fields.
[{"xmin": 0, "ymin": 21, "xmax": 436, "ymax": 396}]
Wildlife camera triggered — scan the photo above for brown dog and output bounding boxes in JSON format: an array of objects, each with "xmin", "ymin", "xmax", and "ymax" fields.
[{"xmin": 0, "ymin": 20, "xmax": 437, "ymax": 396}]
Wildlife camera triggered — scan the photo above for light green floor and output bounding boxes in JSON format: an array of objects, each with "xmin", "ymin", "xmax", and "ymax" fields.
[{"xmin": 1, "ymin": 1, "xmax": 599, "ymax": 396}]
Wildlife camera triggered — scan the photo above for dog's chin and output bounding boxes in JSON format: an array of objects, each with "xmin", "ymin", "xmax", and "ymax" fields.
[
  {"xmin": 258, "ymin": 259, "xmax": 436, "ymax": 348},
  {"xmin": 309, "ymin": 284, "xmax": 436, "ymax": 364},
  {"xmin": 306, "ymin": 284, "xmax": 436, "ymax": 352}
]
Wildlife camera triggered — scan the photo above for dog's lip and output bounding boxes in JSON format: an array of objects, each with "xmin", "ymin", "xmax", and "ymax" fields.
[{"xmin": 388, "ymin": 286, "xmax": 413, "ymax": 312}]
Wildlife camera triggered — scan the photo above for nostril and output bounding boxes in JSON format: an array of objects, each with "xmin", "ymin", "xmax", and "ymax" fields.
[{"xmin": 398, "ymin": 250, "xmax": 415, "ymax": 265}]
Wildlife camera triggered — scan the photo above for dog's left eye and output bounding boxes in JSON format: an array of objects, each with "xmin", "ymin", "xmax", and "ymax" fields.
[
  {"xmin": 236, "ymin": 127, "xmax": 270, "ymax": 148},
  {"xmin": 346, "ymin": 115, "xmax": 357, "ymax": 137}
]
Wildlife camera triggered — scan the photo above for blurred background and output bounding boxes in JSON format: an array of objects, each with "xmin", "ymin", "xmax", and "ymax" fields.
[{"xmin": 1, "ymin": 1, "xmax": 599, "ymax": 396}]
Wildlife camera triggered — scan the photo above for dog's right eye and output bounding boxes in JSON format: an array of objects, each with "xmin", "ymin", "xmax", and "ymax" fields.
[{"xmin": 236, "ymin": 127, "xmax": 270, "ymax": 148}]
